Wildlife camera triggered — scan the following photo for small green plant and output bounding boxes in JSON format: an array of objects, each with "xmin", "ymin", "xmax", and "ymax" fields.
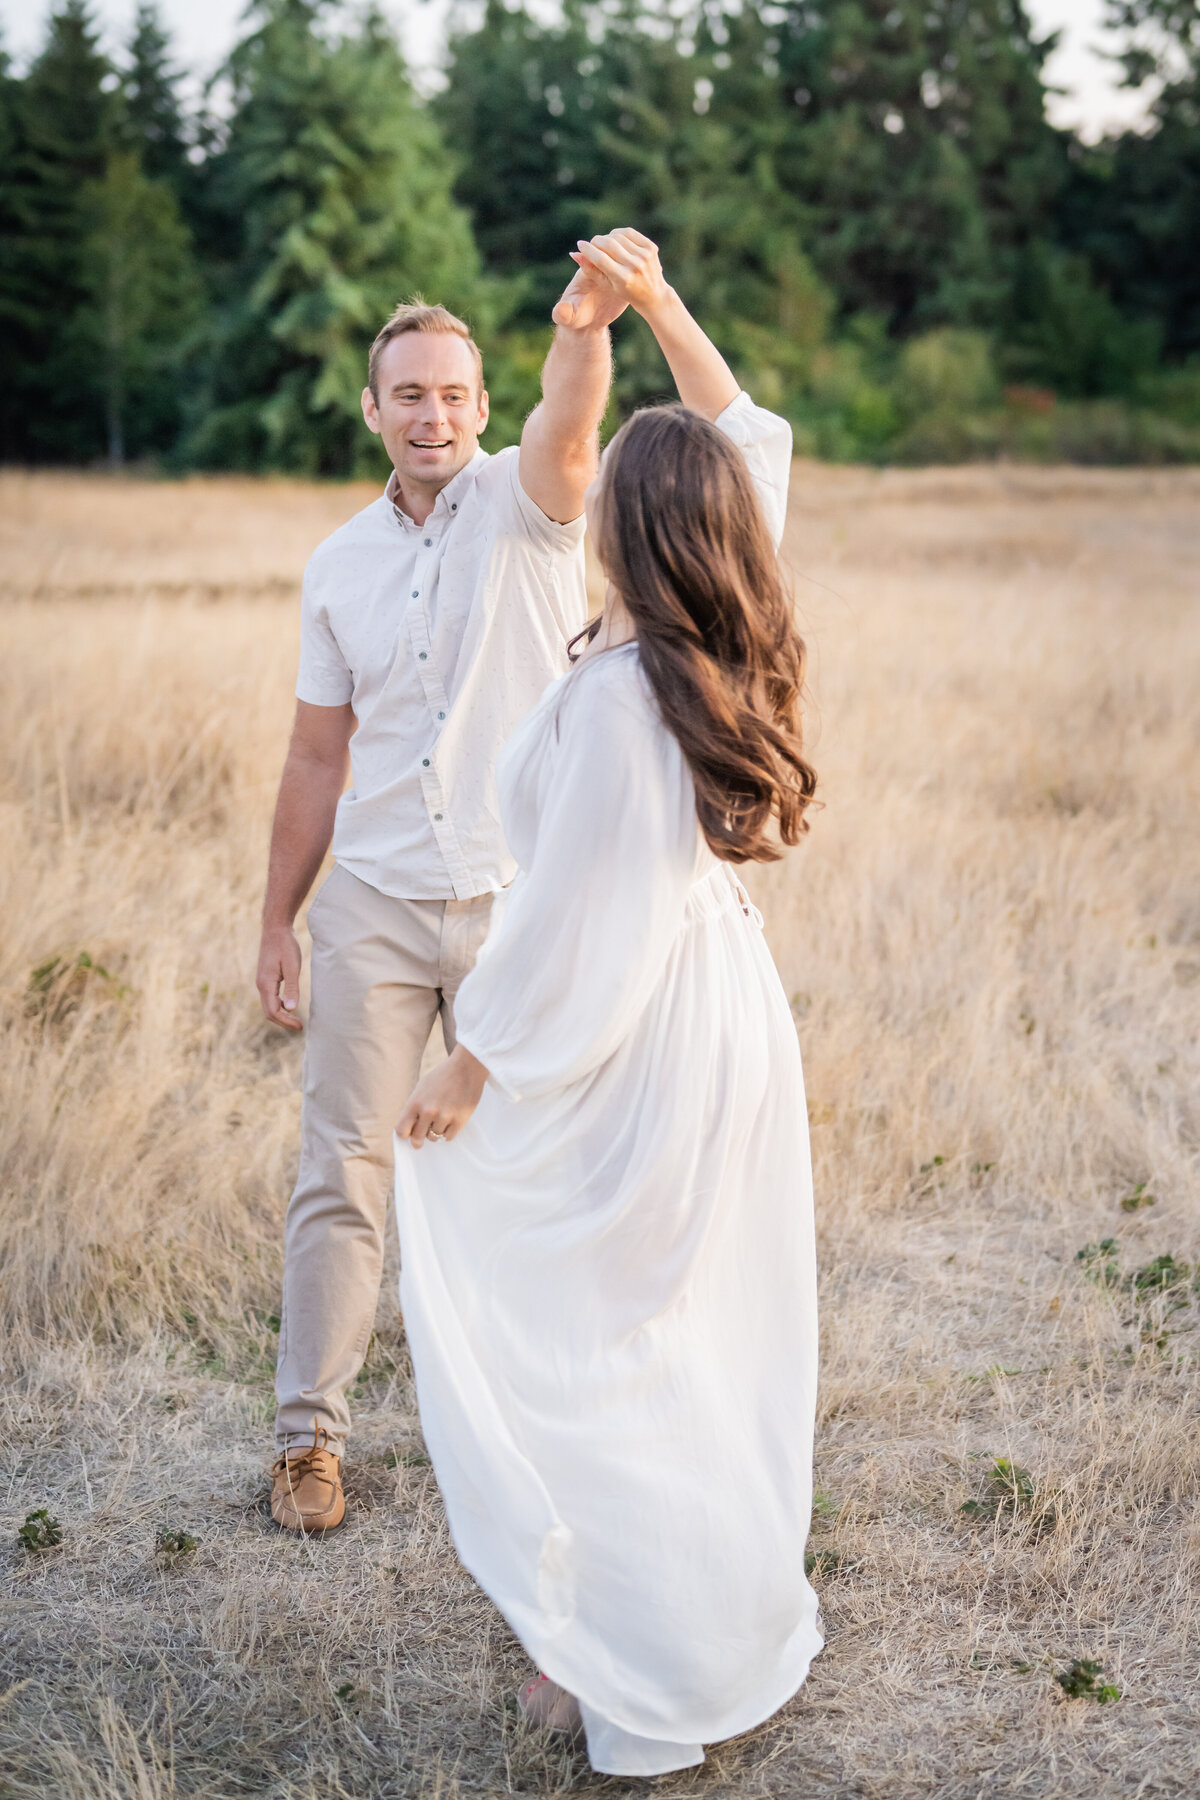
[
  {"xmin": 1056, "ymin": 1658, "xmax": 1119, "ymax": 1703},
  {"xmin": 385, "ymin": 1446, "xmax": 431, "ymax": 1470},
  {"xmin": 26, "ymin": 950, "xmax": 128, "ymax": 1023},
  {"xmin": 805, "ymin": 1547, "xmax": 851, "ymax": 1577},
  {"xmin": 1128, "ymin": 1252, "xmax": 1190, "ymax": 1296},
  {"xmin": 1076, "ymin": 1240, "xmax": 1198, "ymax": 1356},
  {"xmin": 970, "ymin": 1649, "xmax": 1036, "ymax": 1673},
  {"xmin": 1076, "ymin": 1239, "xmax": 1121, "ymax": 1287},
  {"xmin": 156, "ymin": 1528, "xmax": 197, "ymax": 1558},
  {"xmin": 920, "ymin": 1155, "xmax": 946, "ymax": 1173},
  {"xmin": 335, "ymin": 1682, "xmax": 356, "ymax": 1703},
  {"xmin": 961, "ymin": 1457, "xmax": 1038, "ymax": 1523},
  {"xmin": 1120, "ymin": 1180, "xmax": 1157, "ymax": 1212},
  {"xmin": 966, "ymin": 1365, "xmax": 1021, "ymax": 1384},
  {"xmin": 18, "ymin": 1509, "xmax": 63, "ymax": 1553}
]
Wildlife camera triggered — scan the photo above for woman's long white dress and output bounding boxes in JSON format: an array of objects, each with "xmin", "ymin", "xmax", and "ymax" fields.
[{"xmin": 393, "ymin": 635, "xmax": 822, "ymax": 1776}]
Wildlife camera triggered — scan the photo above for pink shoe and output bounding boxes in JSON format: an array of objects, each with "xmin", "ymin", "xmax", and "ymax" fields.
[{"xmin": 517, "ymin": 1672, "xmax": 584, "ymax": 1739}]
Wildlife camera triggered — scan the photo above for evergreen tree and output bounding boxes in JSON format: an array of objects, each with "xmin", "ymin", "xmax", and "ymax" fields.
[
  {"xmin": 1, "ymin": 0, "xmax": 116, "ymax": 460},
  {"xmin": 78, "ymin": 150, "xmax": 202, "ymax": 463},
  {"xmin": 0, "ymin": 42, "xmax": 26, "ymax": 458},
  {"xmin": 437, "ymin": 1, "xmax": 832, "ymax": 417},
  {"xmin": 120, "ymin": 2, "xmax": 189, "ymax": 189},
  {"xmin": 1059, "ymin": 0, "xmax": 1200, "ymax": 361},
  {"xmin": 588, "ymin": 4, "xmax": 832, "ymax": 413},
  {"xmin": 192, "ymin": 0, "xmax": 482, "ymax": 476},
  {"xmin": 770, "ymin": 0, "xmax": 1065, "ymax": 332},
  {"xmin": 436, "ymin": 0, "xmax": 618, "ymax": 322}
]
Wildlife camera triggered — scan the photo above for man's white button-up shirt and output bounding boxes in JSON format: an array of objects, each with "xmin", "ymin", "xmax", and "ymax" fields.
[
  {"xmin": 296, "ymin": 444, "xmax": 587, "ymax": 901},
  {"xmin": 294, "ymin": 391, "xmax": 792, "ymax": 903}
]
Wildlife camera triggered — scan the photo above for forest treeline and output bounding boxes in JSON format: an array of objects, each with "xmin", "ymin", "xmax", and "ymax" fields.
[{"xmin": 2, "ymin": 0, "xmax": 1198, "ymax": 474}]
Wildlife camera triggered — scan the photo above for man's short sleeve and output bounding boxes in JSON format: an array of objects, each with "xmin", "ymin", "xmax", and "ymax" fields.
[
  {"xmin": 295, "ymin": 558, "xmax": 354, "ymax": 706},
  {"xmin": 498, "ymin": 446, "xmax": 588, "ymax": 554}
]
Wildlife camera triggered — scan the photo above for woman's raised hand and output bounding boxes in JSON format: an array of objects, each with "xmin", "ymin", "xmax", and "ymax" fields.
[{"xmin": 570, "ymin": 229, "xmax": 671, "ymax": 319}]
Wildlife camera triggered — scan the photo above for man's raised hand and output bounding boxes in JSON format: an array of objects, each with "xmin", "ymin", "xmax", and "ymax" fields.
[
  {"xmin": 570, "ymin": 229, "xmax": 670, "ymax": 319},
  {"xmin": 551, "ymin": 254, "xmax": 629, "ymax": 333}
]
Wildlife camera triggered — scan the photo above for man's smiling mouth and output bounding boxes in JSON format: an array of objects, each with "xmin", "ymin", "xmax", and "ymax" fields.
[{"xmin": 411, "ymin": 440, "xmax": 452, "ymax": 450}]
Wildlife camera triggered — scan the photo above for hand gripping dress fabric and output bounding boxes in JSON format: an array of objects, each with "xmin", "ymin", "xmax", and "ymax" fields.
[{"xmin": 393, "ymin": 645, "xmax": 822, "ymax": 1776}]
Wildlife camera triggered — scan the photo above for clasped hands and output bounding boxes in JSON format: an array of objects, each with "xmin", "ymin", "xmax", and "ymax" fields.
[
  {"xmin": 552, "ymin": 226, "xmax": 672, "ymax": 333},
  {"xmin": 397, "ymin": 1042, "xmax": 489, "ymax": 1149}
]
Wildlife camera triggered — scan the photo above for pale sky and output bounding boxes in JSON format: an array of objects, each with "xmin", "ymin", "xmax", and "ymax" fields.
[{"xmin": 0, "ymin": 0, "xmax": 1153, "ymax": 142}]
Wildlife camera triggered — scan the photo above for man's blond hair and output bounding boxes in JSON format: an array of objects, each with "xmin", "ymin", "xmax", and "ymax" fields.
[{"xmin": 368, "ymin": 300, "xmax": 484, "ymax": 401}]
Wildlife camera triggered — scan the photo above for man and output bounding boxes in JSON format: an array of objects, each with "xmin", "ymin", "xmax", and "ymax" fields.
[{"xmin": 257, "ymin": 247, "xmax": 626, "ymax": 1533}]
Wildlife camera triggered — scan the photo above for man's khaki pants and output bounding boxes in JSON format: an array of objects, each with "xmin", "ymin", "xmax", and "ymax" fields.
[{"xmin": 274, "ymin": 863, "xmax": 494, "ymax": 1457}]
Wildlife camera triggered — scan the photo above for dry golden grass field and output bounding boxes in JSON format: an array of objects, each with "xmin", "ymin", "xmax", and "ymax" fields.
[{"xmin": 1, "ymin": 463, "xmax": 1199, "ymax": 1800}]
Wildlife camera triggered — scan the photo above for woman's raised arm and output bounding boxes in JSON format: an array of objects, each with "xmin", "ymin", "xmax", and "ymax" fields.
[{"xmin": 571, "ymin": 229, "xmax": 739, "ymax": 422}]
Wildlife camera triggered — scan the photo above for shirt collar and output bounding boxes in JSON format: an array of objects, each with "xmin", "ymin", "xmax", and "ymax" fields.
[{"xmin": 385, "ymin": 448, "xmax": 488, "ymax": 531}]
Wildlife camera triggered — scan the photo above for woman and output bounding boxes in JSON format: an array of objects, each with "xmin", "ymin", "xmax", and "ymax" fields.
[{"xmin": 394, "ymin": 230, "xmax": 822, "ymax": 1777}]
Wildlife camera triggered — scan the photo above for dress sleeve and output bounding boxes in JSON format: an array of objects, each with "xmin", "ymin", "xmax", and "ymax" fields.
[
  {"xmin": 713, "ymin": 390, "xmax": 793, "ymax": 550},
  {"xmin": 452, "ymin": 656, "xmax": 698, "ymax": 1102}
]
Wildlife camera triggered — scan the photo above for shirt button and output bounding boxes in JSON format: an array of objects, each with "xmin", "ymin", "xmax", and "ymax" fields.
[
  {"xmin": 424, "ymin": 538, "xmax": 432, "ymax": 547},
  {"xmin": 411, "ymin": 590, "xmax": 419, "ymax": 598},
  {"xmin": 434, "ymin": 812, "xmax": 443, "ymax": 821},
  {"xmin": 451, "ymin": 502, "xmax": 457, "ymax": 511},
  {"xmin": 437, "ymin": 711, "xmax": 445, "ymax": 720},
  {"xmin": 422, "ymin": 758, "xmax": 430, "ymax": 767},
  {"xmin": 418, "ymin": 651, "xmax": 427, "ymax": 660}
]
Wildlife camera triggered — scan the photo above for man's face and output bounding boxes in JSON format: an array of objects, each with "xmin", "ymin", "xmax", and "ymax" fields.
[{"xmin": 362, "ymin": 332, "xmax": 488, "ymax": 494}]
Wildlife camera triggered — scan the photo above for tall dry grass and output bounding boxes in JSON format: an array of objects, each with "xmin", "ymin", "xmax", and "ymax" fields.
[{"xmin": 1, "ymin": 465, "xmax": 1198, "ymax": 1799}]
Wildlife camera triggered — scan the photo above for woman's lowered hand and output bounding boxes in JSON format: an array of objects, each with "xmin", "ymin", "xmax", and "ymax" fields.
[{"xmin": 397, "ymin": 1044, "xmax": 489, "ymax": 1148}]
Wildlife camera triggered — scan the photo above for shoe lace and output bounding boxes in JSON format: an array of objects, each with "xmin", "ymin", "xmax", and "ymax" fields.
[{"xmin": 273, "ymin": 1416, "xmax": 333, "ymax": 1487}]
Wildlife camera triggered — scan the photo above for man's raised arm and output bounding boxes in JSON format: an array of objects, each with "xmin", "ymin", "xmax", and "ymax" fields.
[{"xmin": 517, "ymin": 256, "xmax": 627, "ymax": 524}]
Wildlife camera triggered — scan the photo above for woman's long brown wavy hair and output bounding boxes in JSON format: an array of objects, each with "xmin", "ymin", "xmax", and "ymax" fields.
[{"xmin": 581, "ymin": 404, "xmax": 817, "ymax": 864}]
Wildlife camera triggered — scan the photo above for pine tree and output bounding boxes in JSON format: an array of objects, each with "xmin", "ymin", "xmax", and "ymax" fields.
[
  {"xmin": 770, "ymin": 0, "xmax": 1064, "ymax": 333},
  {"xmin": 437, "ymin": 0, "xmax": 832, "ymax": 419},
  {"xmin": 588, "ymin": 4, "xmax": 832, "ymax": 414},
  {"xmin": 0, "ymin": 42, "xmax": 27, "ymax": 457},
  {"xmin": 436, "ymin": 0, "xmax": 617, "ymax": 322},
  {"xmin": 0, "ymin": 1, "xmax": 117, "ymax": 459},
  {"xmin": 1058, "ymin": 0, "xmax": 1200, "ymax": 362},
  {"xmin": 192, "ymin": 0, "xmax": 482, "ymax": 475},
  {"xmin": 79, "ymin": 151, "xmax": 202, "ymax": 463},
  {"xmin": 120, "ymin": 2, "xmax": 188, "ymax": 189}
]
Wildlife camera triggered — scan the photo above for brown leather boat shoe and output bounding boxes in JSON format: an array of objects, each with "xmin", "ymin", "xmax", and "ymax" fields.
[{"xmin": 270, "ymin": 1418, "xmax": 346, "ymax": 1533}]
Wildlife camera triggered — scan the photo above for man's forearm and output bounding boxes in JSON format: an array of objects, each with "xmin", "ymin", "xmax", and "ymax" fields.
[
  {"xmin": 262, "ymin": 755, "xmax": 344, "ymax": 926},
  {"xmin": 519, "ymin": 323, "xmax": 612, "ymax": 521},
  {"xmin": 637, "ymin": 288, "xmax": 739, "ymax": 422},
  {"xmin": 540, "ymin": 322, "xmax": 613, "ymax": 451}
]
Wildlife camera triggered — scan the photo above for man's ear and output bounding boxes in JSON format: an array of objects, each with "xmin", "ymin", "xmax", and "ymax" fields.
[
  {"xmin": 361, "ymin": 387, "xmax": 381, "ymax": 436},
  {"xmin": 477, "ymin": 388, "xmax": 490, "ymax": 437}
]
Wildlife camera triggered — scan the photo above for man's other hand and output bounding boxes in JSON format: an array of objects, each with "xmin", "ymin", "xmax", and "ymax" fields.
[{"xmin": 257, "ymin": 922, "xmax": 304, "ymax": 1031}]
